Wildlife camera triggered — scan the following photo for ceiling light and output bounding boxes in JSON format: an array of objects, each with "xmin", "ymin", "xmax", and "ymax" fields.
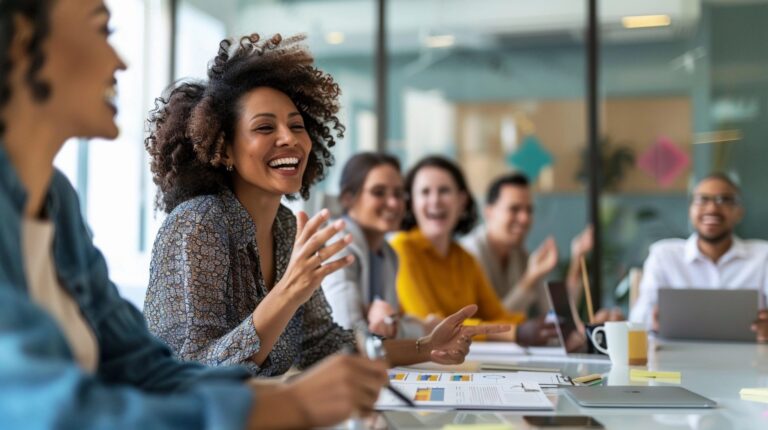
[
  {"xmin": 622, "ymin": 15, "xmax": 671, "ymax": 29},
  {"xmin": 325, "ymin": 31, "xmax": 345, "ymax": 45},
  {"xmin": 424, "ymin": 34, "xmax": 455, "ymax": 48}
]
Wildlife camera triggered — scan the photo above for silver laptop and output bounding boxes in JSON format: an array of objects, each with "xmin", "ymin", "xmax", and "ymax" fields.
[
  {"xmin": 658, "ymin": 288, "xmax": 759, "ymax": 342},
  {"xmin": 565, "ymin": 386, "xmax": 716, "ymax": 408}
]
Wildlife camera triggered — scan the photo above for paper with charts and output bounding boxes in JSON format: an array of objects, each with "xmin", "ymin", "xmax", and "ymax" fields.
[{"xmin": 377, "ymin": 370, "xmax": 556, "ymax": 410}]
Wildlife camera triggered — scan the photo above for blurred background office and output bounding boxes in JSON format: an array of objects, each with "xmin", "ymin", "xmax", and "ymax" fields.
[{"xmin": 58, "ymin": 0, "xmax": 768, "ymax": 313}]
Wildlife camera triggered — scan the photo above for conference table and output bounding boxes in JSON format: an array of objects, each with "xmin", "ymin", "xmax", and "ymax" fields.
[{"xmin": 367, "ymin": 340, "xmax": 768, "ymax": 430}]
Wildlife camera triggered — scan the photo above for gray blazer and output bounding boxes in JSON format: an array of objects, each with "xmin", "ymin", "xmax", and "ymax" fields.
[{"xmin": 322, "ymin": 217, "xmax": 424, "ymax": 339}]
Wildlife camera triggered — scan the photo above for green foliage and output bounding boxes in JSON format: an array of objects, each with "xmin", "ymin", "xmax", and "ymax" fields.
[{"xmin": 576, "ymin": 137, "xmax": 636, "ymax": 191}]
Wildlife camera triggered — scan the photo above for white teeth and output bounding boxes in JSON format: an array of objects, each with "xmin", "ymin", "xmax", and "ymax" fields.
[
  {"xmin": 268, "ymin": 157, "xmax": 300, "ymax": 168},
  {"xmin": 104, "ymin": 86, "xmax": 117, "ymax": 103}
]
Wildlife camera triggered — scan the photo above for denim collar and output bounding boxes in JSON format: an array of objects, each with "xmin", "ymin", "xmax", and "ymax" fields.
[{"xmin": 0, "ymin": 140, "xmax": 61, "ymax": 219}]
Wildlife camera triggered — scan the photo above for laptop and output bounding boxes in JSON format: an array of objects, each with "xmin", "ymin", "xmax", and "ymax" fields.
[
  {"xmin": 658, "ymin": 288, "xmax": 759, "ymax": 342},
  {"xmin": 565, "ymin": 386, "xmax": 717, "ymax": 408}
]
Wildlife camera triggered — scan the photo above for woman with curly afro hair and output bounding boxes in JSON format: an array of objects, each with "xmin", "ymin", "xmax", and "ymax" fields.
[{"xmin": 143, "ymin": 33, "xmax": 508, "ymax": 377}]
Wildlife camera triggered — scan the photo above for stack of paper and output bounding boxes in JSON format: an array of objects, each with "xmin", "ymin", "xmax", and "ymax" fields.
[
  {"xmin": 377, "ymin": 369, "xmax": 557, "ymax": 410},
  {"xmin": 740, "ymin": 387, "xmax": 768, "ymax": 404}
]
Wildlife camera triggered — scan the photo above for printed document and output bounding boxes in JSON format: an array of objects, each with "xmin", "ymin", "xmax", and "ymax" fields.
[{"xmin": 376, "ymin": 370, "xmax": 556, "ymax": 410}]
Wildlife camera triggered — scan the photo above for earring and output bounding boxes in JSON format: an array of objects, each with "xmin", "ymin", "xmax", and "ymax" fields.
[{"xmin": 226, "ymin": 164, "xmax": 233, "ymax": 172}]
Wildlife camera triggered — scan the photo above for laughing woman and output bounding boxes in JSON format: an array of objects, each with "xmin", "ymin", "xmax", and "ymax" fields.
[
  {"xmin": 392, "ymin": 156, "xmax": 558, "ymax": 345},
  {"xmin": 144, "ymin": 34, "xmax": 509, "ymax": 377},
  {"xmin": 323, "ymin": 152, "xmax": 436, "ymax": 339},
  {"xmin": 0, "ymin": 1, "xmax": 393, "ymax": 428}
]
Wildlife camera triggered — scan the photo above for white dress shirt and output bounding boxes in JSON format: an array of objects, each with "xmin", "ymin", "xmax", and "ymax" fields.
[{"xmin": 629, "ymin": 234, "xmax": 768, "ymax": 328}]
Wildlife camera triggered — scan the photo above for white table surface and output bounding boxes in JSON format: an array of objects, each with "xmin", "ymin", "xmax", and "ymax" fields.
[{"xmin": 374, "ymin": 340, "xmax": 768, "ymax": 430}]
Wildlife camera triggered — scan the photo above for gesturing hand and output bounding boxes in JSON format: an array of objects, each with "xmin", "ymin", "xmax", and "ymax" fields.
[
  {"xmin": 275, "ymin": 209, "xmax": 354, "ymax": 306},
  {"xmin": 570, "ymin": 224, "xmax": 594, "ymax": 260},
  {"xmin": 527, "ymin": 237, "xmax": 558, "ymax": 283},
  {"xmin": 420, "ymin": 304, "xmax": 511, "ymax": 364}
]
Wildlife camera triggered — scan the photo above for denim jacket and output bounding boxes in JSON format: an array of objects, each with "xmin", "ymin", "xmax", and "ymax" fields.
[{"xmin": 0, "ymin": 143, "xmax": 254, "ymax": 430}]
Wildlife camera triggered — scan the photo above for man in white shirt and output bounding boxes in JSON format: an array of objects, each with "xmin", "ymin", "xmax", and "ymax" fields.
[
  {"xmin": 461, "ymin": 174, "xmax": 594, "ymax": 316},
  {"xmin": 629, "ymin": 173, "xmax": 768, "ymax": 340}
]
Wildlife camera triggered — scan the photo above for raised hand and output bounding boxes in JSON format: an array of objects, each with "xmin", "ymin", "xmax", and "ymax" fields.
[
  {"xmin": 526, "ymin": 237, "xmax": 558, "ymax": 282},
  {"xmin": 570, "ymin": 224, "xmax": 594, "ymax": 260},
  {"xmin": 275, "ymin": 209, "xmax": 354, "ymax": 306},
  {"xmin": 420, "ymin": 304, "xmax": 511, "ymax": 364}
]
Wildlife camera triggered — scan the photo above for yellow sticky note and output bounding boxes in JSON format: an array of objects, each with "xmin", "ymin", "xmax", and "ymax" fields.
[
  {"xmin": 573, "ymin": 373, "xmax": 603, "ymax": 384},
  {"xmin": 741, "ymin": 394, "xmax": 768, "ymax": 404},
  {"xmin": 740, "ymin": 388, "xmax": 768, "ymax": 397},
  {"xmin": 629, "ymin": 369, "xmax": 681, "ymax": 382},
  {"xmin": 443, "ymin": 425, "xmax": 514, "ymax": 430}
]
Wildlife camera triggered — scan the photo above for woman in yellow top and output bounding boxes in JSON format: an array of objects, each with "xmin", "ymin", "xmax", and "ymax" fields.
[{"xmin": 392, "ymin": 156, "xmax": 557, "ymax": 345}]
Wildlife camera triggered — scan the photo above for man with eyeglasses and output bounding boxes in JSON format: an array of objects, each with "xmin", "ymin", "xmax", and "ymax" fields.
[
  {"xmin": 629, "ymin": 173, "xmax": 768, "ymax": 341},
  {"xmin": 461, "ymin": 173, "xmax": 595, "ymax": 317}
]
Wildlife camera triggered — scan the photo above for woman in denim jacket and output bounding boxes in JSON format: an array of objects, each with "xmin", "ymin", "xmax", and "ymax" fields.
[{"xmin": 0, "ymin": 1, "xmax": 392, "ymax": 428}]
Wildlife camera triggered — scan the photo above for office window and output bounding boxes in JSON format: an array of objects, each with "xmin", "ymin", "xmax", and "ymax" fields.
[
  {"xmin": 53, "ymin": 0, "xmax": 172, "ymax": 308},
  {"xmin": 599, "ymin": 0, "xmax": 768, "ymax": 310}
]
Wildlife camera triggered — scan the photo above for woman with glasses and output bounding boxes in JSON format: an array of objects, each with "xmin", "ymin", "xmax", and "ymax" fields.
[{"xmin": 323, "ymin": 152, "xmax": 439, "ymax": 338}]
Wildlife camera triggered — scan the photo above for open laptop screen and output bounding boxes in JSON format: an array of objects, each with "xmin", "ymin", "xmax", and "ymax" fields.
[
  {"xmin": 658, "ymin": 288, "xmax": 758, "ymax": 342},
  {"xmin": 545, "ymin": 281, "xmax": 579, "ymax": 352}
]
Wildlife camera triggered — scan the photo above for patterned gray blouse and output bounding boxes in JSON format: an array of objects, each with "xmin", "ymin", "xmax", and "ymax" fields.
[{"xmin": 144, "ymin": 189, "xmax": 354, "ymax": 376}]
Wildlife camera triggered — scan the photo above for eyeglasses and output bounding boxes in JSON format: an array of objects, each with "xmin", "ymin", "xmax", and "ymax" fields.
[
  {"xmin": 691, "ymin": 194, "xmax": 740, "ymax": 207},
  {"xmin": 365, "ymin": 187, "xmax": 405, "ymax": 200}
]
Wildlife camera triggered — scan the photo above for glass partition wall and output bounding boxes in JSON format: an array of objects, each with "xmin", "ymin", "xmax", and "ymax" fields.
[{"xmin": 55, "ymin": 0, "xmax": 768, "ymax": 311}]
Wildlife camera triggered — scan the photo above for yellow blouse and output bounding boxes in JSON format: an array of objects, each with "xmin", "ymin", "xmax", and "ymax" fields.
[{"xmin": 391, "ymin": 228, "xmax": 526, "ymax": 326}]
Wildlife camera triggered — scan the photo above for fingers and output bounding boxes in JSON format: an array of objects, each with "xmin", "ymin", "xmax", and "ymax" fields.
[
  {"xmin": 301, "ymin": 219, "xmax": 347, "ymax": 259},
  {"xmin": 295, "ymin": 211, "xmax": 309, "ymax": 240},
  {"xmin": 462, "ymin": 324, "xmax": 511, "ymax": 337},
  {"xmin": 316, "ymin": 255, "xmax": 355, "ymax": 277},
  {"xmin": 296, "ymin": 209, "xmax": 331, "ymax": 245},
  {"xmin": 441, "ymin": 304, "xmax": 478, "ymax": 327},
  {"xmin": 312, "ymin": 233, "xmax": 352, "ymax": 265}
]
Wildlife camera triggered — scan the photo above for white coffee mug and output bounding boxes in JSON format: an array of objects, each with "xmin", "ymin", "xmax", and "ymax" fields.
[{"xmin": 590, "ymin": 321, "xmax": 629, "ymax": 365}]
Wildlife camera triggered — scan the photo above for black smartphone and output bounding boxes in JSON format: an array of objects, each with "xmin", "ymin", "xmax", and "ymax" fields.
[{"xmin": 523, "ymin": 415, "xmax": 604, "ymax": 428}]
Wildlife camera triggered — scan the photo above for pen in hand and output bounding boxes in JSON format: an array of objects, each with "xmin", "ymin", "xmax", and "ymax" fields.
[{"xmin": 350, "ymin": 326, "xmax": 416, "ymax": 407}]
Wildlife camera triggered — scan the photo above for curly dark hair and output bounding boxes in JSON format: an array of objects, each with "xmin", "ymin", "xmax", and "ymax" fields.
[
  {"xmin": 145, "ymin": 33, "xmax": 344, "ymax": 213},
  {"xmin": 401, "ymin": 155, "xmax": 478, "ymax": 236},
  {"xmin": 0, "ymin": 0, "xmax": 53, "ymax": 136}
]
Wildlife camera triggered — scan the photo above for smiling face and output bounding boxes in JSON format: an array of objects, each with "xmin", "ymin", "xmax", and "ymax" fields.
[
  {"xmin": 347, "ymin": 164, "xmax": 405, "ymax": 236},
  {"xmin": 228, "ymin": 87, "xmax": 312, "ymax": 197},
  {"xmin": 410, "ymin": 166, "xmax": 467, "ymax": 241},
  {"xmin": 484, "ymin": 184, "xmax": 533, "ymax": 247},
  {"xmin": 41, "ymin": 0, "xmax": 126, "ymax": 139},
  {"xmin": 689, "ymin": 178, "xmax": 743, "ymax": 244}
]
